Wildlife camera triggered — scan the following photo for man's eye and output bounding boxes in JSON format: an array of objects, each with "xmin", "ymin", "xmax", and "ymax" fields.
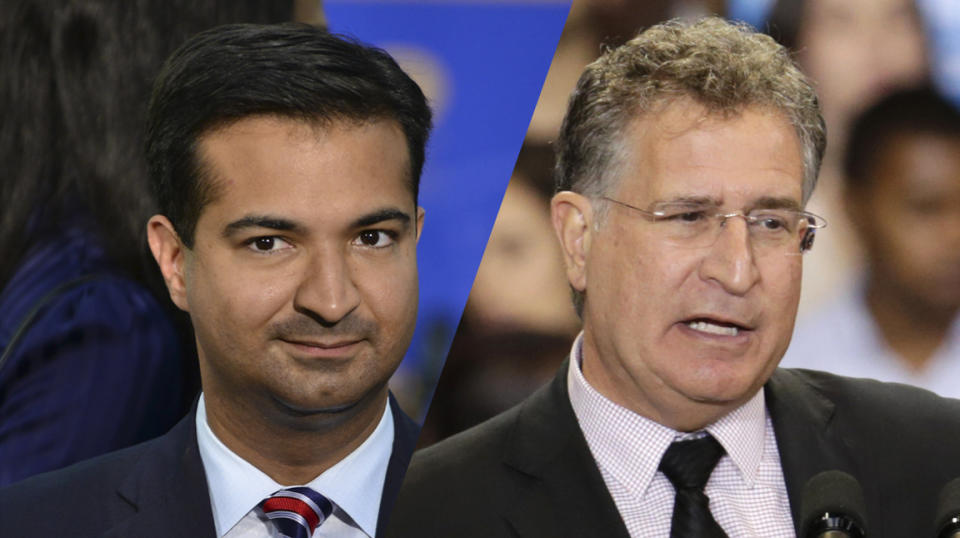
[
  {"xmin": 246, "ymin": 236, "xmax": 292, "ymax": 252},
  {"xmin": 662, "ymin": 210, "xmax": 706, "ymax": 223},
  {"xmin": 354, "ymin": 230, "xmax": 396, "ymax": 248},
  {"xmin": 753, "ymin": 214, "xmax": 790, "ymax": 232}
]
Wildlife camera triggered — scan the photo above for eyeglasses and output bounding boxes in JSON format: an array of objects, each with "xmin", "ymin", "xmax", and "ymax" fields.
[{"xmin": 600, "ymin": 197, "xmax": 827, "ymax": 254}]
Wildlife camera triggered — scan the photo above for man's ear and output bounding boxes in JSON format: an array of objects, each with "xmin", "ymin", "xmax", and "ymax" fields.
[
  {"xmin": 415, "ymin": 206, "xmax": 425, "ymax": 243},
  {"xmin": 146, "ymin": 215, "xmax": 190, "ymax": 312},
  {"xmin": 551, "ymin": 191, "xmax": 593, "ymax": 293}
]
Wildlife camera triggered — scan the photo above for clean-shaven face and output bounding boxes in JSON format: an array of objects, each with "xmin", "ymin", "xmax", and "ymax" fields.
[
  {"xmin": 182, "ymin": 116, "xmax": 422, "ymax": 418},
  {"xmin": 579, "ymin": 101, "xmax": 805, "ymax": 424}
]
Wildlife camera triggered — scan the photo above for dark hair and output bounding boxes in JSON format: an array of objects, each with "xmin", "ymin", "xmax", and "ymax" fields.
[
  {"xmin": 513, "ymin": 141, "xmax": 556, "ymax": 201},
  {"xmin": 145, "ymin": 23, "xmax": 432, "ymax": 247},
  {"xmin": 765, "ymin": 0, "xmax": 806, "ymax": 51},
  {"xmin": 0, "ymin": 0, "xmax": 292, "ymax": 290},
  {"xmin": 844, "ymin": 86, "xmax": 960, "ymax": 190}
]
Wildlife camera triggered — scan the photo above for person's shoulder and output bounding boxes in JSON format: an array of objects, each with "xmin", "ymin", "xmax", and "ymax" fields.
[
  {"xmin": 772, "ymin": 371, "xmax": 960, "ymax": 534},
  {"xmin": 774, "ymin": 367, "xmax": 960, "ymax": 428},
  {"xmin": 56, "ymin": 271, "xmax": 174, "ymax": 332},
  {"xmin": 406, "ymin": 366, "xmax": 568, "ymax": 483},
  {"xmin": 3, "ymin": 258, "xmax": 180, "ymax": 355},
  {"xmin": 386, "ymin": 398, "xmax": 529, "ymax": 538},
  {"xmin": 0, "ymin": 255, "xmax": 184, "ymax": 390},
  {"xmin": 410, "ymin": 397, "xmax": 523, "ymax": 478},
  {"xmin": 777, "ymin": 367, "xmax": 956, "ymax": 398},
  {"xmin": 2, "ymin": 227, "xmax": 175, "ymax": 333},
  {"xmin": 0, "ymin": 437, "xmax": 158, "ymax": 534}
]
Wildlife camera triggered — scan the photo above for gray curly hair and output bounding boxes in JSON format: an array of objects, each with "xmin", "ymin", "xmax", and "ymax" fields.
[{"xmin": 556, "ymin": 16, "xmax": 825, "ymax": 203}]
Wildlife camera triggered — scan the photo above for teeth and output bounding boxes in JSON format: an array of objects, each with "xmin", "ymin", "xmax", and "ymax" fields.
[{"xmin": 687, "ymin": 321, "xmax": 739, "ymax": 336}]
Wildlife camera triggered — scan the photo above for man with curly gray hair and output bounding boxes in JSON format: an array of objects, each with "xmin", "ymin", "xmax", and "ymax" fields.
[{"xmin": 387, "ymin": 17, "xmax": 960, "ymax": 538}]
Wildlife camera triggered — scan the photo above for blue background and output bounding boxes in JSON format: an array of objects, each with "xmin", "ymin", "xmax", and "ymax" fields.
[{"xmin": 325, "ymin": 2, "xmax": 571, "ymax": 416}]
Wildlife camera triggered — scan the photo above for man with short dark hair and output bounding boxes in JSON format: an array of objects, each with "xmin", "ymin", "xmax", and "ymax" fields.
[
  {"xmin": 387, "ymin": 18, "xmax": 960, "ymax": 538},
  {"xmin": 0, "ymin": 22, "xmax": 431, "ymax": 538}
]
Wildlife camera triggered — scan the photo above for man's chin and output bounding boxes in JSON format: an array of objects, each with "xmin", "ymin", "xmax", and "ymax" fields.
[
  {"xmin": 682, "ymin": 372, "xmax": 768, "ymax": 407},
  {"xmin": 268, "ymin": 384, "xmax": 388, "ymax": 421},
  {"xmin": 278, "ymin": 397, "xmax": 363, "ymax": 416}
]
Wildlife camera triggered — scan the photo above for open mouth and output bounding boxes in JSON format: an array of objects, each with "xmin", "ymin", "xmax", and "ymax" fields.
[{"xmin": 684, "ymin": 318, "xmax": 749, "ymax": 337}]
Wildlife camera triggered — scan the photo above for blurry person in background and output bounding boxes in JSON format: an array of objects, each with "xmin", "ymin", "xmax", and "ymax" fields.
[
  {"xmin": 527, "ymin": 0, "xmax": 717, "ymax": 143},
  {"xmin": 782, "ymin": 86, "xmax": 960, "ymax": 396},
  {"xmin": 0, "ymin": 0, "xmax": 291, "ymax": 487},
  {"xmin": 769, "ymin": 0, "xmax": 930, "ymax": 159},
  {"xmin": 766, "ymin": 0, "xmax": 933, "ymax": 313},
  {"xmin": 417, "ymin": 143, "xmax": 579, "ymax": 446},
  {"xmin": 467, "ymin": 144, "xmax": 578, "ymax": 337}
]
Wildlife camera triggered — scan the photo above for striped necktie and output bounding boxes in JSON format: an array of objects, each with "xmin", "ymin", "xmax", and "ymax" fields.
[{"xmin": 261, "ymin": 487, "xmax": 334, "ymax": 538}]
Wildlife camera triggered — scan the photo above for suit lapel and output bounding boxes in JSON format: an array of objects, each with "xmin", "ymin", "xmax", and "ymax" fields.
[
  {"xmin": 377, "ymin": 392, "xmax": 421, "ymax": 536},
  {"xmin": 104, "ymin": 408, "xmax": 216, "ymax": 538},
  {"xmin": 500, "ymin": 360, "xmax": 630, "ymax": 538},
  {"xmin": 99, "ymin": 394, "xmax": 417, "ymax": 538},
  {"xmin": 499, "ymin": 363, "xmax": 855, "ymax": 537},
  {"xmin": 765, "ymin": 368, "xmax": 860, "ymax": 536}
]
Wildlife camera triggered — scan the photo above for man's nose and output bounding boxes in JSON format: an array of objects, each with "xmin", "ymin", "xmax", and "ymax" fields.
[
  {"xmin": 293, "ymin": 248, "xmax": 361, "ymax": 325},
  {"xmin": 697, "ymin": 216, "xmax": 760, "ymax": 296}
]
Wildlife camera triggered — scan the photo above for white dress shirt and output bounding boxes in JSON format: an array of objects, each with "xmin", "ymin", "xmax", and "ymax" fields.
[
  {"xmin": 783, "ymin": 280, "xmax": 960, "ymax": 398},
  {"xmin": 196, "ymin": 394, "xmax": 394, "ymax": 538},
  {"xmin": 567, "ymin": 333, "xmax": 795, "ymax": 537}
]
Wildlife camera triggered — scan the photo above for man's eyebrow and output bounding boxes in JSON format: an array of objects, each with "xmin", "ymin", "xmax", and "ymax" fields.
[
  {"xmin": 351, "ymin": 208, "xmax": 412, "ymax": 229},
  {"xmin": 653, "ymin": 195, "xmax": 719, "ymax": 207},
  {"xmin": 750, "ymin": 196, "xmax": 802, "ymax": 211},
  {"xmin": 222, "ymin": 215, "xmax": 305, "ymax": 238},
  {"xmin": 653, "ymin": 195, "xmax": 802, "ymax": 211}
]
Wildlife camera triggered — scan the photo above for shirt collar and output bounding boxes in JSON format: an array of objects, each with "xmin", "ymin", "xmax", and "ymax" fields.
[
  {"xmin": 567, "ymin": 331, "xmax": 768, "ymax": 496},
  {"xmin": 196, "ymin": 394, "xmax": 394, "ymax": 537},
  {"xmin": 703, "ymin": 382, "xmax": 766, "ymax": 487}
]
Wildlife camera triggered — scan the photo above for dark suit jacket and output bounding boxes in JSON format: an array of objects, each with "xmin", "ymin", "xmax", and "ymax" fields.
[
  {"xmin": 0, "ymin": 393, "xmax": 419, "ymax": 537},
  {"xmin": 386, "ymin": 362, "xmax": 960, "ymax": 538}
]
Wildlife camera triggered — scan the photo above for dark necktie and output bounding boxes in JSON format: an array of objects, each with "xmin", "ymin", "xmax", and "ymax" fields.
[
  {"xmin": 658, "ymin": 434, "xmax": 729, "ymax": 538},
  {"xmin": 260, "ymin": 486, "xmax": 334, "ymax": 538}
]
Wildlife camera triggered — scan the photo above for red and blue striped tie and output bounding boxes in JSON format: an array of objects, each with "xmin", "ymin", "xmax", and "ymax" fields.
[{"xmin": 261, "ymin": 487, "xmax": 334, "ymax": 538}]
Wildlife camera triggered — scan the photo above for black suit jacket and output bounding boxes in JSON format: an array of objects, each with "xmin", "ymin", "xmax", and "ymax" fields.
[
  {"xmin": 0, "ymin": 393, "xmax": 419, "ymax": 537},
  {"xmin": 386, "ymin": 362, "xmax": 960, "ymax": 537}
]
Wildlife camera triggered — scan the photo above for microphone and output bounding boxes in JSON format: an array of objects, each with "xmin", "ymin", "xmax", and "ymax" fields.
[
  {"xmin": 936, "ymin": 477, "xmax": 960, "ymax": 538},
  {"xmin": 800, "ymin": 470, "xmax": 867, "ymax": 538}
]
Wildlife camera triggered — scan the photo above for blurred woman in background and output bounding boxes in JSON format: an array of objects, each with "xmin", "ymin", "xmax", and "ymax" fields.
[{"xmin": 0, "ymin": 0, "xmax": 291, "ymax": 486}]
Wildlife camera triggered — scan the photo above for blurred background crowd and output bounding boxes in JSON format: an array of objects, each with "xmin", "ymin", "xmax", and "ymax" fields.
[{"xmin": 2, "ymin": 0, "xmax": 958, "ymax": 479}]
